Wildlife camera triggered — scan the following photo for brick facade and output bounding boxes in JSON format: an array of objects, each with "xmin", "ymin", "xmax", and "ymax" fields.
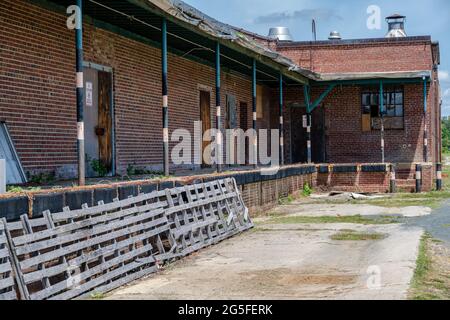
[
  {"xmin": 0, "ymin": 0, "xmax": 441, "ymax": 184},
  {"xmin": 0, "ymin": 0, "xmax": 264, "ymax": 178},
  {"xmin": 275, "ymin": 39, "xmax": 440, "ymax": 167}
]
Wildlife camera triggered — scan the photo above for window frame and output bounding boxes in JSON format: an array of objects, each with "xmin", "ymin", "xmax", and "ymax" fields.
[{"xmin": 361, "ymin": 85, "xmax": 405, "ymax": 131}]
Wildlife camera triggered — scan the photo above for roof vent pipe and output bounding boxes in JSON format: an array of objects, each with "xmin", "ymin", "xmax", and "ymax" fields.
[
  {"xmin": 385, "ymin": 14, "xmax": 407, "ymax": 38},
  {"xmin": 328, "ymin": 31, "xmax": 342, "ymax": 40},
  {"xmin": 268, "ymin": 27, "xmax": 293, "ymax": 41}
]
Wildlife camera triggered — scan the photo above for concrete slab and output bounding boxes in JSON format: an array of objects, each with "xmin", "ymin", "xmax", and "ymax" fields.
[
  {"xmin": 107, "ymin": 222, "xmax": 423, "ymax": 300},
  {"xmin": 269, "ymin": 203, "xmax": 432, "ymax": 218}
]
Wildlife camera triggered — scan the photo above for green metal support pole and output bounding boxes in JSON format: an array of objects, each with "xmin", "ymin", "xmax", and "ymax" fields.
[
  {"xmin": 75, "ymin": 0, "xmax": 85, "ymax": 186},
  {"xmin": 162, "ymin": 18, "xmax": 170, "ymax": 177},
  {"xmin": 423, "ymin": 77, "xmax": 428, "ymax": 163},
  {"xmin": 304, "ymin": 85, "xmax": 312, "ymax": 164},
  {"xmin": 279, "ymin": 73, "xmax": 284, "ymax": 166},
  {"xmin": 252, "ymin": 59, "xmax": 258, "ymax": 168},
  {"xmin": 380, "ymin": 81, "xmax": 385, "ymax": 163},
  {"xmin": 216, "ymin": 42, "xmax": 222, "ymax": 173}
]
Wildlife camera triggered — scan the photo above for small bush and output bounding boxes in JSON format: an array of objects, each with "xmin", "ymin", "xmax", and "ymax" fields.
[{"xmin": 302, "ymin": 183, "xmax": 312, "ymax": 197}]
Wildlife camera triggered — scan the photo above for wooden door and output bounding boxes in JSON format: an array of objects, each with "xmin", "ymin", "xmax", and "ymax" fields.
[
  {"xmin": 98, "ymin": 71, "xmax": 113, "ymax": 173},
  {"xmin": 200, "ymin": 91, "xmax": 211, "ymax": 167}
]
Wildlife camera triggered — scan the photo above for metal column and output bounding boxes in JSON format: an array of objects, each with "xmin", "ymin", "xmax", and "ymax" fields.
[
  {"xmin": 380, "ymin": 81, "xmax": 385, "ymax": 163},
  {"xmin": 304, "ymin": 85, "xmax": 312, "ymax": 164},
  {"xmin": 423, "ymin": 77, "xmax": 428, "ymax": 163},
  {"xmin": 215, "ymin": 42, "xmax": 222, "ymax": 173},
  {"xmin": 252, "ymin": 59, "xmax": 258, "ymax": 168},
  {"xmin": 75, "ymin": 0, "xmax": 85, "ymax": 186},
  {"xmin": 279, "ymin": 73, "xmax": 284, "ymax": 166},
  {"xmin": 161, "ymin": 18, "xmax": 170, "ymax": 177}
]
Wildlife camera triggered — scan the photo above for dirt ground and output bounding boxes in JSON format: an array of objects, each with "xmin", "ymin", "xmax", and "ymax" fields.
[{"xmin": 106, "ymin": 202, "xmax": 426, "ymax": 300}]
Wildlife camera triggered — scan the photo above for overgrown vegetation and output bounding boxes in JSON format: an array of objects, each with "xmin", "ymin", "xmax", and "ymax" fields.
[
  {"xmin": 89, "ymin": 292, "xmax": 105, "ymax": 300},
  {"xmin": 91, "ymin": 159, "xmax": 108, "ymax": 177},
  {"xmin": 263, "ymin": 214, "xmax": 401, "ymax": 225},
  {"xmin": 126, "ymin": 164, "xmax": 166, "ymax": 178},
  {"xmin": 302, "ymin": 183, "xmax": 312, "ymax": 197},
  {"xmin": 409, "ymin": 233, "xmax": 450, "ymax": 300},
  {"xmin": 442, "ymin": 118, "xmax": 450, "ymax": 154},
  {"xmin": 7, "ymin": 186, "xmax": 42, "ymax": 193},
  {"xmin": 28, "ymin": 172, "xmax": 55, "ymax": 184},
  {"xmin": 330, "ymin": 230, "xmax": 387, "ymax": 241}
]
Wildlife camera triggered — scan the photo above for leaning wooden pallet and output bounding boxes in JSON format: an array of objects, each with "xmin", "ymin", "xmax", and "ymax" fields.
[
  {"xmin": 0, "ymin": 178, "xmax": 252, "ymax": 300},
  {"xmin": 0, "ymin": 219, "xmax": 18, "ymax": 300}
]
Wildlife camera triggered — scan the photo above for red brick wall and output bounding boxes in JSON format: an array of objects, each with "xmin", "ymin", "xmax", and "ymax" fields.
[
  {"xmin": 282, "ymin": 83, "xmax": 435, "ymax": 164},
  {"xmin": 0, "ymin": 0, "xmax": 262, "ymax": 178},
  {"xmin": 276, "ymin": 40, "xmax": 433, "ymax": 74},
  {"xmin": 276, "ymin": 39, "xmax": 439, "ymax": 166}
]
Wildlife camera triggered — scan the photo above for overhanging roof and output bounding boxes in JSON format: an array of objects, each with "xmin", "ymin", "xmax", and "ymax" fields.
[
  {"xmin": 37, "ymin": 0, "xmax": 310, "ymax": 86},
  {"xmin": 310, "ymin": 70, "xmax": 432, "ymax": 83}
]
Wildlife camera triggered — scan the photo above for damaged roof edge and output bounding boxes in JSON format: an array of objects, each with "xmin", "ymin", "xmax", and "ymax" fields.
[{"xmin": 125, "ymin": 0, "xmax": 311, "ymax": 84}]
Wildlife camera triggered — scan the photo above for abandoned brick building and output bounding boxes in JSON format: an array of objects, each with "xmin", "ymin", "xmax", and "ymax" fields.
[{"xmin": 0, "ymin": 0, "xmax": 442, "ymax": 187}]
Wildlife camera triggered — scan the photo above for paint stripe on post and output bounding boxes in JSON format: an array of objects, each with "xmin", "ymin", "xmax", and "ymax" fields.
[
  {"xmin": 436, "ymin": 163, "xmax": 442, "ymax": 191},
  {"xmin": 415, "ymin": 164, "xmax": 422, "ymax": 193}
]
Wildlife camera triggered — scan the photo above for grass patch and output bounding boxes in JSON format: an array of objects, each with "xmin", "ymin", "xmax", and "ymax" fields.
[
  {"xmin": 89, "ymin": 292, "xmax": 105, "ymax": 300},
  {"xmin": 264, "ymin": 214, "xmax": 401, "ymax": 225},
  {"xmin": 409, "ymin": 233, "xmax": 450, "ymax": 300},
  {"xmin": 330, "ymin": 230, "xmax": 387, "ymax": 241}
]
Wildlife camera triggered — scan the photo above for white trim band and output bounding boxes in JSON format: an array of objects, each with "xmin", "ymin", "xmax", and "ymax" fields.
[
  {"xmin": 416, "ymin": 171, "xmax": 422, "ymax": 180},
  {"xmin": 280, "ymin": 116, "xmax": 284, "ymax": 125},
  {"xmin": 216, "ymin": 106, "xmax": 221, "ymax": 117},
  {"xmin": 76, "ymin": 72, "xmax": 84, "ymax": 89},
  {"xmin": 163, "ymin": 128, "xmax": 169, "ymax": 143},
  {"xmin": 253, "ymin": 112, "xmax": 257, "ymax": 121},
  {"xmin": 437, "ymin": 171, "xmax": 442, "ymax": 180},
  {"xmin": 77, "ymin": 122, "xmax": 84, "ymax": 140},
  {"xmin": 163, "ymin": 95, "xmax": 168, "ymax": 108}
]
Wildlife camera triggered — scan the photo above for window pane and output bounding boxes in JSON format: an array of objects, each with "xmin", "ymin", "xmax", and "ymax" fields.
[
  {"xmin": 362, "ymin": 105, "xmax": 371, "ymax": 114},
  {"xmin": 371, "ymin": 93, "xmax": 379, "ymax": 105},
  {"xmin": 387, "ymin": 105, "xmax": 395, "ymax": 117},
  {"xmin": 395, "ymin": 105, "xmax": 404, "ymax": 117},
  {"xmin": 362, "ymin": 93, "xmax": 371, "ymax": 106},
  {"xmin": 395, "ymin": 92, "xmax": 403, "ymax": 104}
]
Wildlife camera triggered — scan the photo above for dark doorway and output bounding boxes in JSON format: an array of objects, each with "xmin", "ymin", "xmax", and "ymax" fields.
[
  {"xmin": 83, "ymin": 66, "xmax": 114, "ymax": 177},
  {"xmin": 311, "ymin": 107, "xmax": 326, "ymax": 163},
  {"xmin": 239, "ymin": 102, "xmax": 249, "ymax": 165},
  {"xmin": 200, "ymin": 90, "xmax": 211, "ymax": 167},
  {"xmin": 289, "ymin": 106, "xmax": 326, "ymax": 164}
]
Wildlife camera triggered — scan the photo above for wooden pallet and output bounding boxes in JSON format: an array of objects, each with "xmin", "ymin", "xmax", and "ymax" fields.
[
  {"xmin": 1, "ymin": 178, "xmax": 252, "ymax": 300},
  {"xmin": 0, "ymin": 219, "xmax": 17, "ymax": 300},
  {"xmin": 6, "ymin": 196, "xmax": 174, "ymax": 300}
]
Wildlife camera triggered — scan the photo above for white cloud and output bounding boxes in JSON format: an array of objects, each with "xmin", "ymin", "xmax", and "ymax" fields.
[{"xmin": 439, "ymin": 70, "xmax": 449, "ymax": 82}]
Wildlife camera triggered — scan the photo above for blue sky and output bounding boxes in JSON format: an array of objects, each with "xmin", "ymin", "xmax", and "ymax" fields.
[{"xmin": 185, "ymin": 0, "xmax": 450, "ymax": 116}]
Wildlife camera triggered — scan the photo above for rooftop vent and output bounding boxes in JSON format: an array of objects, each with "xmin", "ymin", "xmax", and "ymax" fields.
[
  {"xmin": 328, "ymin": 31, "xmax": 342, "ymax": 40},
  {"xmin": 268, "ymin": 27, "xmax": 293, "ymax": 42},
  {"xmin": 385, "ymin": 14, "xmax": 407, "ymax": 38}
]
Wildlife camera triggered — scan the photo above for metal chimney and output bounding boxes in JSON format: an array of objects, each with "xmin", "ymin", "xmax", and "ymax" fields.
[
  {"xmin": 268, "ymin": 27, "xmax": 293, "ymax": 41},
  {"xmin": 328, "ymin": 31, "xmax": 342, "ymax": 40},
  {"xmin": 385, "ymin": 14, "xmax": 407, "ymax": 38}
]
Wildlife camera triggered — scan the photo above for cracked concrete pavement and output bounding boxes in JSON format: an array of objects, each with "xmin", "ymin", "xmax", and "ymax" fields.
[{"xmin": 107, "ymin": 203, "xmax": 424, "ymax": 300}]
